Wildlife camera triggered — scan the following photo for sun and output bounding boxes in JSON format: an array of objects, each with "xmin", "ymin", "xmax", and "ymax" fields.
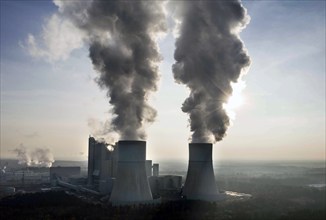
[{"xmin": 223, "ymin": 81, "xmax": 246, "ymax": 120}]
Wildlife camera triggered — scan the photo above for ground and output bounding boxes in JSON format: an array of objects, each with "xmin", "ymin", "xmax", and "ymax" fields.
[{"xmin": 0, "ymin": 181, "xmax": 325, "ymax": 220}]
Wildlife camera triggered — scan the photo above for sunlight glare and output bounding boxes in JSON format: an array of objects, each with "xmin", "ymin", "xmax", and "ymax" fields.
[{"xmin": 223, "ymin": 81, "xmax": 246, "ymax": 120}]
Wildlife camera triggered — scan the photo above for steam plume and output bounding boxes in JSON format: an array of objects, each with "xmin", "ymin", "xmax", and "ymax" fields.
[
  {"xmin": 1, "ymin": 165, "xmax": 7, "ymax": 174},
  {"xmin": 55, "ymin": 0, "xmax": 166, "ymax": 141},
  {"xmin": 173, "ymin": 0, "xmax": 251, "ymax": 143},
  {"xmin": 13, "ymin": 145, "xmax": 55, "ymax": 167}
]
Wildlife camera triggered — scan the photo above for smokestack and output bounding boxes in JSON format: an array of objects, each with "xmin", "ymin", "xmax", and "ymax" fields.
[
  {"xmin": 145, "ymin": 160, "xmax": 153, "ymax": 177},
  {"xmin": 153, "ymin": 163, "xmax": 159, "ymax": 177},
  {"xmin": 183, "ymin": 143, "xmax": 221, "ymax": 201},
  {"xmin": 110, "ymin": 141, "xmax": 152, "ymax": 203}
]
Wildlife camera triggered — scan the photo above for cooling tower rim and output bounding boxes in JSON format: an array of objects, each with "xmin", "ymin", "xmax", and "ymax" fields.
[
  {"xmin": 117, "ymin": 140, "xmax": 146, "ymax": 162},
  {"xmin": 118, "ymin": 140, "xmax": 146, "ymax": 144},
  {"xmin": 189, "ymin": 142, "xmax": 212, "ymax": 146},
  {"xmin": 188, "ymin": 142, "xmax": 213, "ymax": 161}
]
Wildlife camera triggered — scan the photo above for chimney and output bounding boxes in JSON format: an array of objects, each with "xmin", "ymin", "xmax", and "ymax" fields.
[
  {"xmin": 87, "ymin": 136, "xmax": 95, "ymax": 186},
  {"xmin": 183, "ymin": 143, "xmax": 221, "ymax": 201},
  {"xmin": 110, "ymin": 140, "xmax": 153, "ymax": 203},
  {"xmin": 145, "ymin": 160, "xmax": 153, "ymax": 177},
  {"xmin": 153, "ymin": 163, "xmax": 159, "ymax": 177}
]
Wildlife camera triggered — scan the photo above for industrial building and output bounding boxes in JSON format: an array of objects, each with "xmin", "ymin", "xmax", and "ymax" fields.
[
  {"xmin": 50, "ymin": 166, "xmax": 81, "ymax": 182},
  {"xmin": 87, "ymin": 136, "xmax": 118, "ymax": 193},
  {"xmin": 1, "ymin": 136, "xmax": 226, "ymax": 204},
  {"xmin": 86, "ymin": 137, "xmax": 186, "ymax": 204},
  {"xmin": 149, "ymin": 175, "xmax": 183, "ymax": 199},
  {"xmin": 86, "ymin": 137, "xmax": 226, "ymax": 203}
]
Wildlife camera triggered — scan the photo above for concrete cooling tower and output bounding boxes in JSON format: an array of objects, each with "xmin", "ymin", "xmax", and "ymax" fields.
[
  {"xmin": 183, "ymin": 143, "xmax": 222, "ymax": 201},
  {"xmin": 110, "ymin": 140, "xmax": 153, "ymax": 203}
]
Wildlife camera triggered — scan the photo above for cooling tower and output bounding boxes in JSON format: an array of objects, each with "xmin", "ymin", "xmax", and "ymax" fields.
[
  {"xmin": 110, "ymin": 140, "xmax": 153, "ymax": 203},
  {"xmin": 183, "ymin": 143, "xmax": 221, "ymax": 201}
]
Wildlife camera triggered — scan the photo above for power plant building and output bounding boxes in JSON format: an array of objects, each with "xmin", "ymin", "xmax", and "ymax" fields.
[
  {"xmin": 50, "ymin": 166, "xmax": 81, "ymax": 181},
  {"xmin": 87, "ymin": 136, "xmax": 118, "ymax": 190},
  {"xmin": 87, "ymin": 137, "xmax": 223, "ymax": 203},
  {"xmin": 1, "ymin": 136, "xmax": 225, "ymax": 204}
]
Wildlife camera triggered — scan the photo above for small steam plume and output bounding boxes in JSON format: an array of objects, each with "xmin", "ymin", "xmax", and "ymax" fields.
[
  {"xmin": 1, "ymin": 164, "xmax": 7, "ymax": 174},
  {"xmin": 32, "ymin": 148, "xmax": 55, "ymax": 167},
  {"xmin": 12, "ymin": 145, "xmax": 30, "ymax": 166},
  {"xmin": 12, "ymin": 144, "xmax": 55, "ymax": 167},
  {"xmin": 172, "ymin": 0, "xmax": 251, "ymax": 143},
  {"xmin": 55, "ymin": 0, "xmax": 166, "ymax": 142},
  {"xmin": 87, "ymin": 118, "xmax": 119, "ymax": 144}
]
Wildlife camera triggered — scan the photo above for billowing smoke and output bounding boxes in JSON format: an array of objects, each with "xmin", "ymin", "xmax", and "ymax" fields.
[
  {"xmin": 172, "ymin": 0, "xmax": 251, "ymax": 143},
  {"xmin": 87, "ymin": 118, "xmax": 119, "ymax": 144},
  {"xmin": 54, "ymin": 0, "xmax": 166, "ymax": 141},
  {"xmin": 12, "ymin": 145, "xmax": 55, "ymax": 167}
]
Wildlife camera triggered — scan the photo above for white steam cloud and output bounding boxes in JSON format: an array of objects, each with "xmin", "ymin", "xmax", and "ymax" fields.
[
  {"xmin": 12, "ymin": 145, "xmax": 55, "ymax": 167},
  {"xmin": 172, "ymin": 0, "xmax": 251, "ymax": 143},
  {"xmin": 22, "ymin": 13, "xmax": 86, "ymax": 62}
]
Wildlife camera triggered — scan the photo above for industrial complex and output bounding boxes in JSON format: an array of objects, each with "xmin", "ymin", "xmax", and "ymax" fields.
[{"xmin": 1, "ymin": 136, "xmax": 226, "ymax": 204}]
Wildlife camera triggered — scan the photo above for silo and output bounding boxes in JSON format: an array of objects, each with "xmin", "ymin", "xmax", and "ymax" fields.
[
  {"xmin": 183, "ymin": 143, "xmax": 221, "ymax": 201},
  {"xmin": 110, "ymin": 140, "xmax": 153, "ymax": 203}
]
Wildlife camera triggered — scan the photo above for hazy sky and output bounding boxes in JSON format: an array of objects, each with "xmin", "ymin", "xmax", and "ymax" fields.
[{"xmin": 1, "ymin": 0, "xmax": 325, "ymax": 161}]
